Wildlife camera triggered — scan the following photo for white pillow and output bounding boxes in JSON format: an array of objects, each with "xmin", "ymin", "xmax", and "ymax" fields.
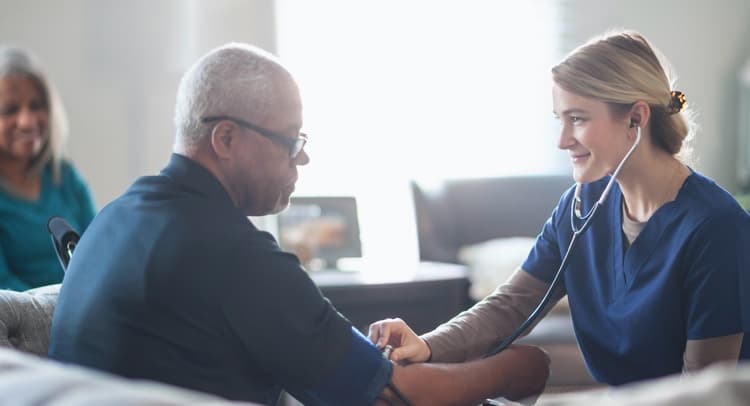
[{"xmin": 457, "ymin": 237, "xmax": 536, "ymax": 301}]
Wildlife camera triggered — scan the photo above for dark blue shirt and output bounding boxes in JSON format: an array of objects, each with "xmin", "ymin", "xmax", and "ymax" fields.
[
  {"xmin": 523, "ymin": 171, "xmax": 750, "ymax": 385},
  {"xmin": 49, "ymin": 154, "xmax": 390, "ymax": 405}
]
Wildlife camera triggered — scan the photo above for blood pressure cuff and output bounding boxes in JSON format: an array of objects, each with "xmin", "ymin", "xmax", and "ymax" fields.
[{"xmin": 293, "ymin": 326, "xmax": 393, "ymax": 406}]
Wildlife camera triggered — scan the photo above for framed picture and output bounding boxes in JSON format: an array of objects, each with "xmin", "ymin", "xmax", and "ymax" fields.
[{"xmin": 277, "ymin": 196, "xmax": 362, "ymax": 270}]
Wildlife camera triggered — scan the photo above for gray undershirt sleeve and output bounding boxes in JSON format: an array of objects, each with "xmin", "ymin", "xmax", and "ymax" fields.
[{"xmin": 421, "ymin": 268, "xmax": 562, "ymax": 363}]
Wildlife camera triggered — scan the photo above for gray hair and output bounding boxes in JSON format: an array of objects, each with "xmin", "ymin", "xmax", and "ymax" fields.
[
  {"xmin": 173, "ymin": 43, "xmax": 290, "ymax": 152},
  {"xmin": 0, "ymin": 46, "xmax": 68, "ymax": 182}
]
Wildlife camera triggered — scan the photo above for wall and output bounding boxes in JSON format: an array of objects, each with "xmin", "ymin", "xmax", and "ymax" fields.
[
  {"xmin": 0, "ymin": 0, "xmax": 276, "ymax": 207},
  {"xmin": 561, "ymin": 0, "xmax": 750, "ymax": 191},
  {"xmin": 2, "ymin": 0, "xmax": 750, "ymax": 205}
]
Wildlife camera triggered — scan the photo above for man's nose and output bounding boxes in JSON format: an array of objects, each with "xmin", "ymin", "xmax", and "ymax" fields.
[{"xmin": 293, "ymin": 148, "xmax": 310, "ymax": 166}]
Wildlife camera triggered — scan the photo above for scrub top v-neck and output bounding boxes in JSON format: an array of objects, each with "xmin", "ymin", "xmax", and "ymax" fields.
[{"xmin": 523, "ymin": 171, "xmax": 750, "ymax": 385}]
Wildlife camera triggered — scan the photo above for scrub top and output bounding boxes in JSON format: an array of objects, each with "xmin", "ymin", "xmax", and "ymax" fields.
[{"xmin": 523, "ymin": 171, "xmax": 750, "ymax": 385}]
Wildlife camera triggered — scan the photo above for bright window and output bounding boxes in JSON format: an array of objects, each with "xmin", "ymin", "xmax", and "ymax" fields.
[{"xmin": 275, "ymin": 1, "xmax": 565, "ymax": 272}]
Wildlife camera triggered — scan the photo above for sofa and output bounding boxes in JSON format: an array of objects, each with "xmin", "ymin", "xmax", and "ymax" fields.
[
  {"xmin": 0, "ymin": 284, "xmax": 258, "ymax": 405},
  {"xmin": 411, "ymin": 175, "xmax": 599, "ymax": 392}
]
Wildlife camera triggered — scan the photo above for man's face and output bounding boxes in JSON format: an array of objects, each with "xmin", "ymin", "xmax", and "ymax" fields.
[{"xmin": 224, "ymin": 79, "xmax": 309, "ymax": 216}]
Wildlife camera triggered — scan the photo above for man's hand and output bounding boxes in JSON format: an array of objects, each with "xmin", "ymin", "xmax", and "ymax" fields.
[
  {"xmin": 375, "ymin": 344, "xmax": 550, "ymax": 405},
  {"xmin": 368, "ymin": 318, "xmax": 431, "ymax": 363}
]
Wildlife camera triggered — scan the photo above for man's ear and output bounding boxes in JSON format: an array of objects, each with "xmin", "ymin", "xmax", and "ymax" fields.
[{"xmin": 210, "ymin": 122, "xmax": 234, "ymax": 159}]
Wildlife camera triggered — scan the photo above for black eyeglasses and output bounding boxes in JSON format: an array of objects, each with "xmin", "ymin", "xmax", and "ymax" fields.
[{"xmin": 201, "ymin": 115, "xmax": 308, "ymax": 159}]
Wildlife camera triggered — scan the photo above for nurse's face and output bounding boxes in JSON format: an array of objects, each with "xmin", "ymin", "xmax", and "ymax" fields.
[{"xmin": 552, "ymin": 84, "xmax": 632, "ymax": 184}]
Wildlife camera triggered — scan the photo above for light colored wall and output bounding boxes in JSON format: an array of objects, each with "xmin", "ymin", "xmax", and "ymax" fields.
[
  {"xmin": 561, "ymin": 0, "xmax": 750, "ymax": 192},
  {"xmin": 2, "ymin": 0, "xmax": 749, "ymax": 208},
  {"xmin": 0, "ymin": 0, "xmax": 276, "ymax": 208}
]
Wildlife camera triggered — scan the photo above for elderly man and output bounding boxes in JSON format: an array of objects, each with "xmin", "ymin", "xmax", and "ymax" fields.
[{"xmin": 48, "ymin": 43, "xmax": 549, "ymax": 405}]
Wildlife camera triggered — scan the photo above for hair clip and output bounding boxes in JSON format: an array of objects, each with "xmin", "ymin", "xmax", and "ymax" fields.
[{"xmin": 667, "ymin": 90, "xmax": 686, "ymax": 115}]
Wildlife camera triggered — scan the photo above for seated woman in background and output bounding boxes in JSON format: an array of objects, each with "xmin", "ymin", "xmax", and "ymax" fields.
[{"xmin": 0, "ymin": 46, "xmax": 96, "ymax": 291}]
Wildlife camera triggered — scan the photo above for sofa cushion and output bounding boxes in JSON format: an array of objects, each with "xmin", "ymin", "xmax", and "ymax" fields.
[
  {"xmin": 457, "ymin": 237, "xmax": 536, "ymax": 301},
  {"xmin": 0, "ymin": 346, "xmax": 258, "ymax": 405},
  {"xmin": 0, "ymin": 284, "xmax": 59, "ymax": 356},
  {"xmin": 537, "ymin": 361, "xmax": 750, "ymax": 405}
]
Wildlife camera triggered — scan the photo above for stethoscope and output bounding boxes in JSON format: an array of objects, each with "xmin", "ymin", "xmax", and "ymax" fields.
[{"xmin": 484, "ymin": 125, "xmax": 642, "ymax": 357}]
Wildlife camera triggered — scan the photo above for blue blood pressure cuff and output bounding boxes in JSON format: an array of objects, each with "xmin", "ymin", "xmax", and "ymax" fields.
[{"xmin": 296, "ymin": 326, "xmax": 393, "ymax": 406}]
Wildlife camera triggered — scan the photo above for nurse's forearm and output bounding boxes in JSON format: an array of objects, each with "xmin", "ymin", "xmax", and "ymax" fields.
[
  {"xmin": 422, "ymin": 268, "xmax": 562, "ymax": 362},
  {"xmin": 376, "ymin": 344, "xmax": 550, "ymax": 406}
]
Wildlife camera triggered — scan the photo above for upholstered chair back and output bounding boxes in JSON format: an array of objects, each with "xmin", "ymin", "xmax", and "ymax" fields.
[{"xmin": 0, "ymin": 284, "xmax": 60, "ymax": 356}]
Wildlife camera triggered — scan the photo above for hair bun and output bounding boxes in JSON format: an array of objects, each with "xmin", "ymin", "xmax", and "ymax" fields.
[{"xmin": 667, "ymin": 91, "xmax": 686, "ymax": 115}]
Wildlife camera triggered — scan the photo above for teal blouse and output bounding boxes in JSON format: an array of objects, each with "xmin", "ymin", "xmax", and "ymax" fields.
[{"xmin": 0, "ymin": 161, "xmax": 96, "ymax": 290}]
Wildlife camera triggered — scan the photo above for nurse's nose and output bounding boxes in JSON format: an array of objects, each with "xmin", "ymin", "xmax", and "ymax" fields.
[{"xmin": 557, "ymin": 124, "xmax": 575, "ymax": 151}]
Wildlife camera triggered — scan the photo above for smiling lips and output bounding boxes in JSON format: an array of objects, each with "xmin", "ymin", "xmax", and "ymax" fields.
[
  {"xmin": 13, "ymin": 131, "xmax": 42, "ymax": 150},
  {"xmin": 570, "ymin": 152, "xmax": 591, "ymax": 163}
]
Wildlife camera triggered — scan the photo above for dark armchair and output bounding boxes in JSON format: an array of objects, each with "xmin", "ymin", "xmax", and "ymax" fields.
[{"xmin": 412, "ymin": 175, "xmax": 573, "ymax": 264}]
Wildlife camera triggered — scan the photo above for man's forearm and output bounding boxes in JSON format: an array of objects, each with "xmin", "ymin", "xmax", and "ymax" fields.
[{"xmin": 376, "ymin": 344, "xmax": 549, "ymax": 406}]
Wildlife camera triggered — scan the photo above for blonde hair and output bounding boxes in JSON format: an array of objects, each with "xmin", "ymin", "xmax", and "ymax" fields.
[
  {"xmin": 551, "ymin": 30, "xmax": 694, "ymax": 161},
  {"xmin": 0, "ymin": 46, "xmax": 68, "ymax": 182}
]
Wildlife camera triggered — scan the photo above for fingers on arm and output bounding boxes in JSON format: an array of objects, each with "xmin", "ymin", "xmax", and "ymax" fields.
[
  {"xmin": 368, "ymin": 318, "xmax": 407, "ymax": 348},
  {"xmin": 368, "ymin": 319, "xmax": 390, "ymax": 348},
  {"xmin": 368, "ymin": 318, "xmax": 433, "ymax": 363}
]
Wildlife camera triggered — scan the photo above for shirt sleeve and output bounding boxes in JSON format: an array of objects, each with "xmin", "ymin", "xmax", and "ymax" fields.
[
  {"xmin": 422, "ymin": 188, "xmax": 572, "ymax": 362},
  {"xmin": 295, "ymin": 327, "xmax": 393, "ymax": 406},
  {"xmin": 0, "ymin": 243, "xmax": 32, "ymax": 291},
  {"xmin": 422, "ymin": 268, "xmax": 560, "ymax": 362},
  {"xmin": 521, "ymin": 187, "xmax": 572, "ymax": 284},
  {"xmin": 682, "ymin": 212, "xmax": 750, "ymax": 340},
  {"xmin": 219, "ymin": 233, "xmax": 390, "ymax": 404}
]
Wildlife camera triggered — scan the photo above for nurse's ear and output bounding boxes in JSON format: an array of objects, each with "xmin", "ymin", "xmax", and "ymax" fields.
[{"xmin": 628, "ymin": 101, "xmax": 651, "ymax": 136}]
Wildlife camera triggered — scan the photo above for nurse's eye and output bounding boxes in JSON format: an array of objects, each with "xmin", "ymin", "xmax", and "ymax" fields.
[{"xmin": 569, "ymin": 116, "xmax": 587, "ymax": 125}]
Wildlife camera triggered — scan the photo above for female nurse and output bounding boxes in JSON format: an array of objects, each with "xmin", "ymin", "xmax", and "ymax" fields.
[{"xmin": 368, "ymin": 30, "xmax": 750, "ymax": 385}]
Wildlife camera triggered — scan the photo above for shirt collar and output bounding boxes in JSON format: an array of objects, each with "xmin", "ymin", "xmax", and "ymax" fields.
[{"xmin": 160, "ymin": 153, "xmax": 235, "ymax": 207}]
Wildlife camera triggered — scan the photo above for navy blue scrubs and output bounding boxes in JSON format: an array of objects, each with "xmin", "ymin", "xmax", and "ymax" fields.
[{"xmin": 523, "ymin": 171, "xmax": 750, "ymax": 385}]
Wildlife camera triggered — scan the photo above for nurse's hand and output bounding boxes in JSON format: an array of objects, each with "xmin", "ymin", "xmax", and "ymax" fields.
[{"xmin": 368, "ymin": 318, "xmax": 431, "ymax": 363}]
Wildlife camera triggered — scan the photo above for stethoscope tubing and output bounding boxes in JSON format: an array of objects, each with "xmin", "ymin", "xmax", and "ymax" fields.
[{"xmin": 484, "ymin": 127, "xmax": 641, "ymax": 357}]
